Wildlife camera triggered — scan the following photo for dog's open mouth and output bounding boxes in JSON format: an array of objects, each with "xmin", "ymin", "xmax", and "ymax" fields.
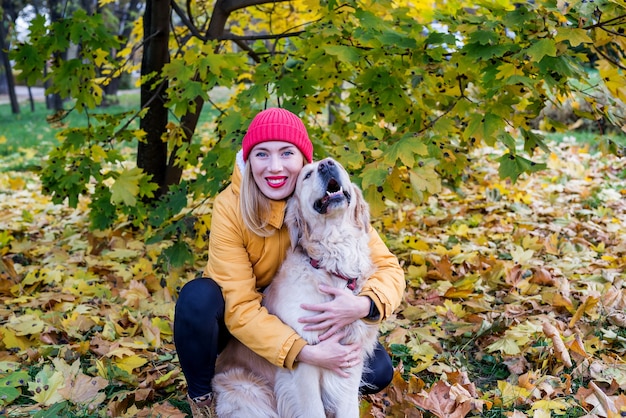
[{"xmin": 313, "ymin": 178, "xmax": 351, "ymax": 214}]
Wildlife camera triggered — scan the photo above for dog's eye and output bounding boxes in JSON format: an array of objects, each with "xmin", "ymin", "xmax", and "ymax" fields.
[{"xmin": 303, "ymin": 171, "xmax": 312, "ymax": 180}]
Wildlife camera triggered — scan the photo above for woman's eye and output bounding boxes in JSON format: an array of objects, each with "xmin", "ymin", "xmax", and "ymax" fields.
[
  {"xmin": 282, "ymin": 150, "xmax": 294, "ymax": 157},
  {"xmin": 255, "ymin": 152, "xmax": 267, "ymax": 158}
]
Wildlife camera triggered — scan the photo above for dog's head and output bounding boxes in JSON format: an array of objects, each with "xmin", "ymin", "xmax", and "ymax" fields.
[{"xmin": 286, "ymin": 158, "xmax": 370, "ymax": 248}]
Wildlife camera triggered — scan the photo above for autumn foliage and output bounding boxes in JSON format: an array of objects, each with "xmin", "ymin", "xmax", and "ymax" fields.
[
  {"xmin": 2, "ymin": 137, "xmax": 626, "ymax": 416},
  {"xmin": 3, "ymin": 0, "xmax": 626, "ymax": 416}
]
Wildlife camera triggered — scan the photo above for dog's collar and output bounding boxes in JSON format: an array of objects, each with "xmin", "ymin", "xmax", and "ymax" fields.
[{"xmin": 309, "ymin": 258, "xmax": 357, "ymax": 291}]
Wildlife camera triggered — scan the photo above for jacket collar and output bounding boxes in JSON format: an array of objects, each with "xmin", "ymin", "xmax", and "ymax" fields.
[{"xmin": 232, "ymin": 150, "xmax": 287, "ymax": 229}]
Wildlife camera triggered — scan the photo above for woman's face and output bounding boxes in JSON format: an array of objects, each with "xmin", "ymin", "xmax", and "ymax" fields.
[{"xmin": 249, "ymin": 141, "xmax": 306, "ymax": 200}]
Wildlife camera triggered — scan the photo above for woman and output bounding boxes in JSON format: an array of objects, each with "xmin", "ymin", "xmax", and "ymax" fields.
[{"xmin": 174, "ymin": 108, "xmax": 406, "ymax": 417}]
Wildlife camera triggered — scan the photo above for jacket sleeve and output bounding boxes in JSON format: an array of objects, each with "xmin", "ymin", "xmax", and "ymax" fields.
[
  {"xmin": 360, "ymin": 227, "xmax": 406, "ymax": 323},
  {"xmin": 206, "ymin": 190, "xmax": 304, "ymax": 369}
]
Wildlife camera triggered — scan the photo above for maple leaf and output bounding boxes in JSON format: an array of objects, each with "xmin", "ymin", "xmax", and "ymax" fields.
[
  {"xmin": 0, "ymin": 370, "xmax": 29, "ymax": 405},
  {"xmin": 110, "ymin": 167, "xmax": 145, "ymax": 206},
  {"xmin": 487, "ymin": 336, "xmax": 521, "ymax": 355},
  {"xmin": 28, "ymin": 365, "xmax": 65, "ymax": 406},
  {"xmin": 510, "ymin": 245, "xmax": 534, "ymax": 265},
  {"xmin": 54, "ymin": 358, "xmax": 108, "ymax": 407},
  {"xmin": 6, "ymin": 313, "xmax": 45, "ymax": 336},
  {"xmin": 114, "ymin": 355, "xmax": 148, "ymax": 375},
  {"xmin": 414, "ymin": 380, "xmax": 474, "ymax": 418},
  {"xmin": 120, "ymin": 280, "xmax": 151, "ymax": 308}
]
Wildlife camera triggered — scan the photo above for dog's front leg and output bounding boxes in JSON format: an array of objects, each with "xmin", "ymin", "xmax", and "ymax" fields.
[
  {"xmin": 322, "ymin": 365, "xmax": 362, "ymax": 418},
  {"xmin": 274, "ymin": 365, "xmax": 327, "ymax": 418}
]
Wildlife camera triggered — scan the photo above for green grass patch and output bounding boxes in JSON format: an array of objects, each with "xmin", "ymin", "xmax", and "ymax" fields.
[{"xmin": 0, "ymin": 91, "xmax": 222, "ymax": 173}]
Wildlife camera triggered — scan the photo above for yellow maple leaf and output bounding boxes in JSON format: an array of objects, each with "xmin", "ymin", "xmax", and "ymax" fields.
[
  {"xmin": 497, "ymin": 381, "xmax": 531, "ymax": 407},
  {"xmin": 52, "ymin": 358, "xmax": 108, "ymax": 406},
  {"xmin": 487, "ymin": 336, "xmax": 521, "ymax": 355},
  {"xmin": 6, "ymin": 313, "xmax": 45, "ymax": 336},
  {"xmin": 403, "ymin": 235, "xmax": 429, "ymax": 250},
  {"xmin": 29, "ymin": 365, "xmax": 65, "ymax": 406},
  {"xmin": 0, "ymin": 327, "xmax": 30, "ymax": 350},
  {"xmin": 92, "ymin": 48, "xmax": 110, "ymax": 66},
  {"xmin": 554, "ymin": 27, "xmax": 593, "ymax": 47},
  {"xmin": 114, "ymin": 354, "xmax": 148, "ymax": 374},
  {"xmin": 410, "ymin": 165, "xmax": 442, "ymax": 195},
  {"xmin": 435, "ymin": 300, "xmax": 467, "ymax": 318},
  {"xmin": 530, "ymin": 398, "xmax": 571, "ymax": 413}
]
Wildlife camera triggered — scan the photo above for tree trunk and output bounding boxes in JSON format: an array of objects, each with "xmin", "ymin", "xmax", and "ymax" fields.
[
  {"xmin": 0, "ymin": 21, "xmax": 20, "ymax": 114},
  {"xmin": 138, "ymin": 0, "xmax": 170, "ymax": 198}
]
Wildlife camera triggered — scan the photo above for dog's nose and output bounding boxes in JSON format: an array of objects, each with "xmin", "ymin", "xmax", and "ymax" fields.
[{"xmin": 318, "ymin": 159, "xmax": 335, "ymax": 174}]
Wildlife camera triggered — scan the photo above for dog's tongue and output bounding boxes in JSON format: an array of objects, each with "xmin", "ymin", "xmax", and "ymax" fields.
[{"xmin": 324, "ymin": 189, "xmax": 343, "ymax": 201}]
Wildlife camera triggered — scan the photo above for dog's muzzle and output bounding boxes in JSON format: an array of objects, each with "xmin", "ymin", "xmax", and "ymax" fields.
[{"xmin": 313, "ymin": 159, "xmax": 351, "ymax": 214}]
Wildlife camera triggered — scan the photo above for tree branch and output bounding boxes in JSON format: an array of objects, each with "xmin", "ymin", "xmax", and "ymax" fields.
[
  {"xmin": 207, "ymin": 0, "xmax": 290, "ymax": 38},
  {"xmin": 593, "ymin": 45, "xmax": 626, "ymax": 71}
]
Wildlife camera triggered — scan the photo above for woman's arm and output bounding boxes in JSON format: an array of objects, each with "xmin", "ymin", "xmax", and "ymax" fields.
[
  {"xmin": 360, "ymin": 226, "xmax": 406, "ymax": 322},
  {"xmin": 206, "ymin": 189, "xmax": 304, "ymax": 369},
  {"xmin": 298, "ymin": 227, "xmax": 405, "ymax": 339}
]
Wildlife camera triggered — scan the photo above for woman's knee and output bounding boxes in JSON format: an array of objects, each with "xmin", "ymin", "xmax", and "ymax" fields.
[
  {"xmin": 361, "ymin": 343, "xmax": 394, "ymax": 394},
  {"xmin": 176, "ymin": 277, "xmax": 224, "ymax": 317}
]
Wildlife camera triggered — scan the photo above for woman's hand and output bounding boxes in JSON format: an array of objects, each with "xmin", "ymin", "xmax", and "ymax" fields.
[
  {"xmin": 296, "ymin": 331, "xmax": 363, "ymax": 377},
  {"xmin": 299, "ymin": 284, "xmax": 370, "ymax": 341}
]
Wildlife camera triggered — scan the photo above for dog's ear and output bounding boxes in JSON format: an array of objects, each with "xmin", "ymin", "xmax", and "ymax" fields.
[
  {"xmin": 285, "ymin": 196, "xmax": 306, "ymax": 249},
  {"xmin": 351, "ymin": 183, "xmax": 370, "ymax": 231}
]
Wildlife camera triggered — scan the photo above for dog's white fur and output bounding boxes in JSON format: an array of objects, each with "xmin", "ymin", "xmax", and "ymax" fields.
[{"xmin": 212, "ymin": 158, "xmax": 379, "ymax": 418}]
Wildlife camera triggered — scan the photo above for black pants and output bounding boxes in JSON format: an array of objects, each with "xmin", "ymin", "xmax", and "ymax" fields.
[{"xmin": 173, "ymin": 277, "xmax": 394, "ymax": 399}]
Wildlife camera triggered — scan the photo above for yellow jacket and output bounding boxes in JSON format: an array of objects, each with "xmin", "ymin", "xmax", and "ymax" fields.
[{"xmin": 203, "ymin": 157, "xmax": 406, "ymax": 370}]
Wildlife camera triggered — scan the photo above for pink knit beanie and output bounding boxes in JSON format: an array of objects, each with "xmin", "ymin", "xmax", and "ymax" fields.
[{"xmin": 242, "ymin": 108, "xmax": 313, "ymax": 163}]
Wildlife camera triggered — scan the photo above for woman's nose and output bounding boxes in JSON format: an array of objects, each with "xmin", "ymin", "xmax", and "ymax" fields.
[{"xmin": 269, "ymin": 154, "xmax": 282, "ymax": 171}]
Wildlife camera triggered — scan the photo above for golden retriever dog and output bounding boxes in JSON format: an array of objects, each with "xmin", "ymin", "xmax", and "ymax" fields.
[{"xmin": 212, "ymin": 158, "xmax": 379, "ymax": 418}]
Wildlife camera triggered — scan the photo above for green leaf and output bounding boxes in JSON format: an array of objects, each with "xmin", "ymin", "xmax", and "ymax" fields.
[
  {"xmin": 463, "ymin": 42, "xmax": 514, "ymax": 60},
  {"xmin": 468, "ymin": 30, "xmax": 499, "ymax": 46},
  {"xmin": 110, "ymin": 167, "xmax": 145, "ymax": 206},
  {"xmin": 148, "ymin": 184, "xmax": 189, "ymax": 228},
  {"xmin": 409, "ymin": 164, "xmax": 442, "ymax": 195},
  {"xmin": 555, "ymin": 28, "xmax": 592, "ymax": 47},
  {"xmin": 521, "ymin": 129, "xmax": 550, "ymax": 154},
  {"xmin": 361, "ymin": 167, "xmax": 389, "ymax": 190},
  {"xmin": 464, "ymin": 113, "xmax": 505, "ymax": 146},
  {"xmin": 497, "ymin": 154, "xmax": 547, "ymax": 183},
  {"xmin": 160, "ymin": 240, "xmax": 194, "ymax": 268},
  {"xmin": 382, "ymin": 135, "xmax": 428, "ymax": 166},
  {"xmin": 33, "ymin": 401, "xmax": 71, "ymax": 418},
  {"xmin": 526, "ymin": 38, "xmax": 557, "ymax": 62},
  {"xmin": 90, "ymin": 186, "xmax": 116, "ymax": 230},
  {"xmin": 0, "ymin": 370, "xmax": 29, "ymax": 405},
  {"xmin": 323, "ymin": 45, "xmax": 361, "ymax": 63}
]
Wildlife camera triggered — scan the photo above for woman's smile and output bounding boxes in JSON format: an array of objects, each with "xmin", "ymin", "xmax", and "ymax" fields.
[{"xmin": 266, "ymin": 176, "xmax": 288, "ymax": 188}]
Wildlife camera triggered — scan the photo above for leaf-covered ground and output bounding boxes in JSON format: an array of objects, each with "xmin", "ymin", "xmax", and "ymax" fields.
[{"xmin": 1, "ymin": 138, "xmax": 625, "ymax": 417}]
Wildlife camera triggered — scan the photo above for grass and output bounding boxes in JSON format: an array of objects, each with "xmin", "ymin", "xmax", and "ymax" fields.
[
  {"xmin": 0, "ymin": 93, "xmax": 142, "ymax": 171},
  {"xmin": 0, "ymin": 91, "xmax": 224, "ymax": 172}
]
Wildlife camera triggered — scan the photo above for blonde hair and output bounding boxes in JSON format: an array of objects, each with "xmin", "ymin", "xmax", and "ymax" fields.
[{"xmin": 240, "ymin": 160, "xmax": 275, "ymax": 237}]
